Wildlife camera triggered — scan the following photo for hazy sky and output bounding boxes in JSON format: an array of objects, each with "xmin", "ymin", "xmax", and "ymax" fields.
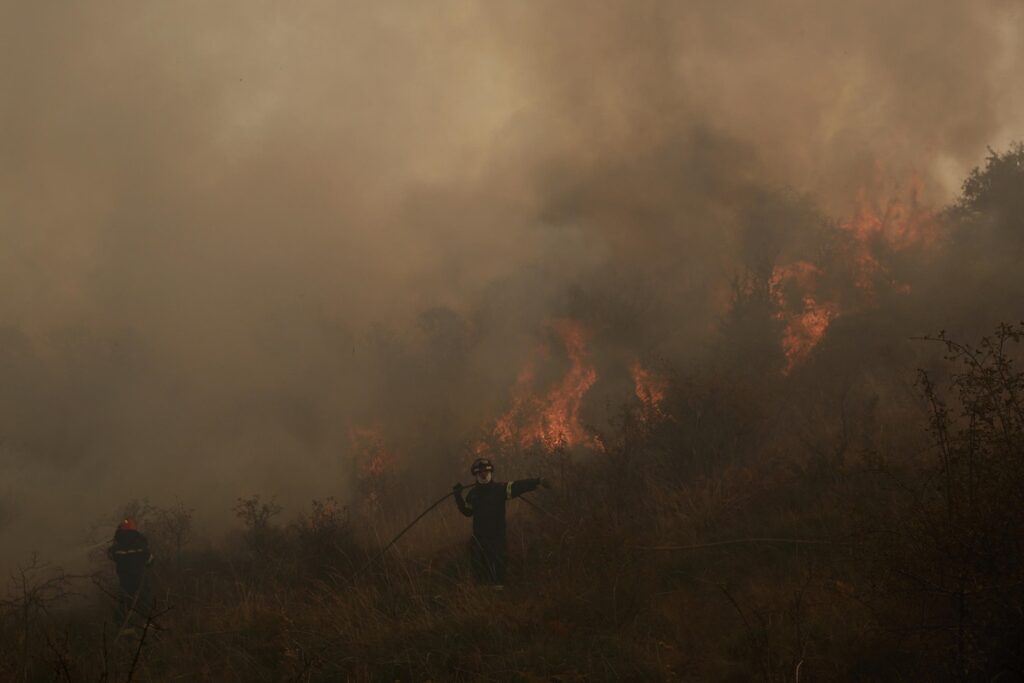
[{"xmin": 1, "ymin": 1, "xmax": 1021, "ymax": 566}]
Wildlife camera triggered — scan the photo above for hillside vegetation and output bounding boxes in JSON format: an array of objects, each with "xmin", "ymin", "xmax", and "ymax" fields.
[{"xmin": 2, "ymin": 147, "xmax": 1023, "ymax": 682}]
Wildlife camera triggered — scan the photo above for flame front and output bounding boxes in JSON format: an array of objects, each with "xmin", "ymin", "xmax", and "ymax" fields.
[
  {"xmin": 841, "ymin": 174, "xmax": 940, "ymax": 293},
  {"xmin": 770, "ymin": 262, "xmax": 839, "ymax": 373},
  {"xmin": 493, "ymin": 319, "xmax": 600, "ymax": 450},
  {"xmin": 767, "ymin": 176, "xmax": 942, "ymax": 373}
]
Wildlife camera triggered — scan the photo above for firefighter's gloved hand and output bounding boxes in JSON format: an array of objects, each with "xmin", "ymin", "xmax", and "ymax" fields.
[{"xmin": 452, "ymin": 483, "xmax": 463, "ymax": 494}]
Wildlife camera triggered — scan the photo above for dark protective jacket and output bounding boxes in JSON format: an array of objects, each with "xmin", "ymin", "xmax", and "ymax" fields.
[
  {"xmin": 455, "ymin": 479, "xmax": 541, "ymax": 540},
  {"xmin": 106, "ymin": 529, "xmax": 153, "ymax": 592}
]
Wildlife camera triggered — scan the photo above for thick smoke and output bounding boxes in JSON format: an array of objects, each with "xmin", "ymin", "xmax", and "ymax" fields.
[{"xmin": 0, "ymin": 1, "xmax": 1021, "ymax": 568}]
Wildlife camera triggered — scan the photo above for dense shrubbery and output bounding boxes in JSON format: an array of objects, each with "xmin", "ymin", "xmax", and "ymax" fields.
[
  {"xmin": 848, "ymin": 324, "xmax": 1024, "ymax": 680},
  {"xmin": 1, "ymin": 324, "xmax": 1021, "ymax": 681},
  {"xmin": 3, "ymin": 147, "xmax": 1024, "ymax": 681}
]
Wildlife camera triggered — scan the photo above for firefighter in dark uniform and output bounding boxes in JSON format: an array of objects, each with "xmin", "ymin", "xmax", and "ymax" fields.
[
  {"xmin": 453, "ymin": 457, "xmax": 545, "ymax": 587},
  {"xmin": 106, "ymin": 518, "xmax": 154, "ymax": 627}
]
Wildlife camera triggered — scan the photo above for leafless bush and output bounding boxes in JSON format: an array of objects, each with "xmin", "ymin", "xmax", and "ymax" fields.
[
  {"xmin": 234, "ymin": 494, "xmax": 284, "ymax": 558},
  {"xmin": 0, "ymin": 555, "xmax": 75, "ymax": 680}
]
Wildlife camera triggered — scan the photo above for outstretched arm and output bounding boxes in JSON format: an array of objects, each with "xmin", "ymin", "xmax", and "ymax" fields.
[{"xmin": 507, "ymin": 478, "xmax": 545, "ymax": 499}]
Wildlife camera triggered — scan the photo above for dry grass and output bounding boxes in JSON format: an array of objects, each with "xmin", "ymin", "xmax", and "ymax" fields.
[{"xmin": 3, "ymin": 325, "xmax": 1023, "ymax": 681}]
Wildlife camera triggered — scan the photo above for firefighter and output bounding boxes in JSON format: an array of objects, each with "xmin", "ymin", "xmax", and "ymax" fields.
[
  {"xmin": 106, "ymin": 518, "xmax": 154, "ymax": 628},
  {"xmin": 453, "ymin": 457, "xmax": 546, "ymax": 588}
]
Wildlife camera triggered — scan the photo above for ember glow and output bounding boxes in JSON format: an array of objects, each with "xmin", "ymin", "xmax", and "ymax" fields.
[{"xmin": 493, "ymin": 319, "xmax": 600, "ymax": 450}]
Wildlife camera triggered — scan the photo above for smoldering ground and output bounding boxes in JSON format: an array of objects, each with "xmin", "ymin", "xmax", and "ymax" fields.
[{"xmin": 1, "ymin": 1, "xmax": 1022, "ymax": 571}]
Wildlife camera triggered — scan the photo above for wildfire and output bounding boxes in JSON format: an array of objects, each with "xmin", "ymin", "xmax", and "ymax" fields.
[
  {"xmin": 630, "ymin": 359, "xmax": 667, "ymax": 421},
  {"xmin": 767, "ymin": 175, "xmax": 942, "ymax": 373},
  {"xmin": 770, "ymin": 262, "xmax": 839, "ymax": 373},
  {"xmin": 493, "ymin": 319, "xmax": 600, "ymax": 450},
  {"xmin": 779, "ymin": 296, "xmax": 839, "ymax": 372},
  {"xmin": 349, "ymin": 426, "xmax": 397, "ymax": 514},
  {"xmin": 841, "ymin": 174, "xmax": 940, "ymax": 293}
]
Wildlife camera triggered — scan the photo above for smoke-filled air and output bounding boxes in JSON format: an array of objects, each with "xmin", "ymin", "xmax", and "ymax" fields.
[{"xmin": 2, "ymin": 1, "xmax": 1024, "ymax": 680}]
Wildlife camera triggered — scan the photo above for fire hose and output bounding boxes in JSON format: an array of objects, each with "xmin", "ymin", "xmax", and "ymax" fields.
[
  {"xmin": 515, "ymin": 493, "xmax": 568, "ymax": 526},
  {"xmin": 353, "ymin": 482, "xmax": 477, "ymax": 578},
  {"xmin": 354, "ymin": 481, "xmax": 562, "ymax": 578}
]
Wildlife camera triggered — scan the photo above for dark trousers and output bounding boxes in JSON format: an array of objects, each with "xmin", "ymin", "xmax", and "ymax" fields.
[
  {"xmin": 115, "ymin": 573, "xmax": 149, "ymax": 627},
  {"xmin": 471, "ymin": 535, "xmax": 506, "ymax": 584}
]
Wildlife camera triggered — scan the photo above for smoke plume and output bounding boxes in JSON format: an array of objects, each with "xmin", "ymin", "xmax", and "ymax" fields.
[{"xmin": 1, "ymin": 0, "xmax": 1021, "ymax": 568}]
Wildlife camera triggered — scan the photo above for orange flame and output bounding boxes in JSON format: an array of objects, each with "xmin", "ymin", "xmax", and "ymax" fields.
[
  {"xmin": 765, "ymin": 175, "xmax": 943, "ymax": 373},
  {"xmin": 630, "ymin": 359, "xmax": 667, "ymax": 421},
  {"xmin": 349, "ymin": 426, "xmax": 397, "ymax": 514},
  {"xmin": 841, "ymin": 174, "xmax": 940, "ymax": 293},
  {"xmin": 779, "ymin": 296, "xmax": 838, "ymax": 373},
  {"xmin": 770, "ymin": 262, "xmax": 839, "ymax": 373},
  {"xmin": 494, "ymin": 319, "xmax": 600, "ymax": 450}
]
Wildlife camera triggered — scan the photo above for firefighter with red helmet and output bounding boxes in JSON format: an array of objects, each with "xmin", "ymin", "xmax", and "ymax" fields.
[
  {"xmin": 106, "ymin": 518, "xmax": 154, "ymax": 627},
  {"xmin": 453, "ymin": 457, "xmax": 546, "ymax": 587}
]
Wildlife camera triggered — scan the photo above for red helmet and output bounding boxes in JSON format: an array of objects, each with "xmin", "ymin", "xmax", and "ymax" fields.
[{"xmin": 117, "ymin": 518, "xmax": 137, "ymax": 531}]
